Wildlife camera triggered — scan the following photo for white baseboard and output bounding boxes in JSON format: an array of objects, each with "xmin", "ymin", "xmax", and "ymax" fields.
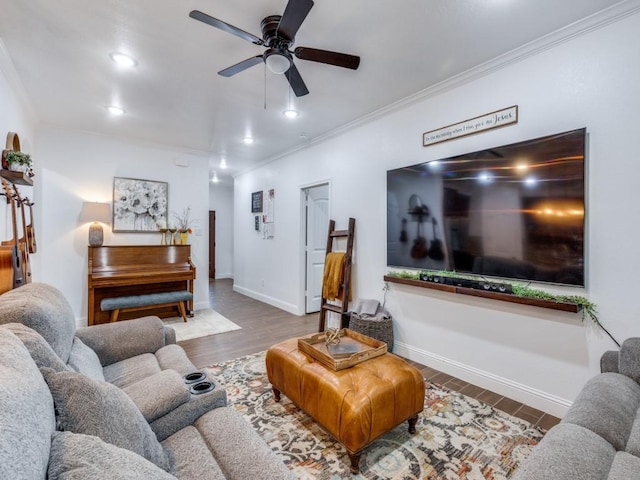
[
  {"xmin": 393, "ymin": 341, "xmax": 572, "ymax": 418},
  {"xmin": 232, "ymin": 285, "xmax": 303, "ymax": 315},
  {"xmin": 214, "ymin": 273, "xmax": 234, "ymax": 280}
]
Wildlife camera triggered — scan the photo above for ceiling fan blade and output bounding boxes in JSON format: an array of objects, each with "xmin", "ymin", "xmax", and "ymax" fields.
[
  {"xmin": 277, "ymin": 0, "xmax": 314, "ymax": 41},
  {"xmin": 218, "ymin": 56, "xmax": 264, "ymax": 77},
  {"xmin": 189, "ymin": 10, "xmax": 264, "ymax": 45},
  {"xmin": 294, "ymin": 47, "xmax": 360, "ymax": 70},
  {"xmin": 285, "ymin": 63, "xmax": 309, "ymax": 97}
]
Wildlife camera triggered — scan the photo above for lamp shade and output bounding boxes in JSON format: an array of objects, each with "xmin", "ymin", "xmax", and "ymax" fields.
[
  {"xmin": 80, "ymin": 202, "xmax": 111, "ymax": 247},
  {"xmin": 80, "ymin": 202, "xmax": 111, "ymax": 223}
]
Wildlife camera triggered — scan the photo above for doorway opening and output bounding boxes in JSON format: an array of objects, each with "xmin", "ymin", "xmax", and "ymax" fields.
[{"xmin": 303, "ymin": 183, "xmax": 329, "ymax": 314}]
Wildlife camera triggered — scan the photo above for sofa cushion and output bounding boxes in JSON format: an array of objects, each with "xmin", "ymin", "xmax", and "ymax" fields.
[
  {"xmin": 194, "ymin": 407, "xmax": 295, "ymax": 480},
  {"xmin": 0, "ymin": 283, "xmax": 76, "ymax": 363},
  {"xmin": 67, "ymin": 337, "xmax": 105, "ymax": 382},
  {"xmin": 0, "ymin": 327, "xmax": 55, "ymax": 480},
  {"xmin": 623, "ymin": 408, "xmax": 640, "ymax": 457},
  {"xmin": 123, "ymin": 370, "xmax": 191, "ymax": 423},
  {"xmin": 41, "ymin": 368, "xmax": 171, "ymax": 472},
  {"xmin": 2, "ymin": 323, "xmax": 69, "ymax": 372},
  {"xmin": 607, "ymin": 451, "xmax": 640, "ymax": 480},
  {"xmin": 48, "ymin": 431, "xmax": 177, "ymax": 480},
  {"xmin": 562, "ymin": 372, "xmax": 640, "ymax": 451},
  {"xmin": 103, "ymin": 345, "xmax": 197, "ymax": 388},
  {"xmin": 103, "ymin": 353, "xmax": 162, "ymax": 388},
  {"xmin": 512, "ymin": 423, "xmax": 616, "ymax": 480},
  {"xmin": 162, "ymin": 426, "xmax": 226, "ymax": 480}
]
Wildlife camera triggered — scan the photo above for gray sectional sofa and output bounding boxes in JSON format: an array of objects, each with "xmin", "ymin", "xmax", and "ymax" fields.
[
  {"xmin": 513, "ymin": 338, "xmax": 640, "ymax": 480},
  {"xmin": 0, "ymin": 283, "xmax": 294, "ymax": 480}
]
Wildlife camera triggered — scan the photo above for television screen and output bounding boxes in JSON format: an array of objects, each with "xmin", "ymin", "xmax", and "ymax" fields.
[{"xmin": 387, "ymin": 128, "xmax": 586, "ymax": 286}]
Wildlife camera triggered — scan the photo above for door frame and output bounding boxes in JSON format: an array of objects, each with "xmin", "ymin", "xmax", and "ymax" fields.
[
  {"xmin": 298, "ymin": 180, "xmax": 331, "ymax": 315},
  {"xmin": 209, "ymin": 210, "xmax": 216, "ymax": 279}
]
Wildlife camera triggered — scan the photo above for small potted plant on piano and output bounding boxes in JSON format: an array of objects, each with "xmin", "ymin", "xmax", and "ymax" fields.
[
  {"xmin": 5, "ymin": 151, "xmax": 33, "ymax": 175},
  {"xmin": 173, "ymin": 207, "xmax": 194, "ymax": 245}
]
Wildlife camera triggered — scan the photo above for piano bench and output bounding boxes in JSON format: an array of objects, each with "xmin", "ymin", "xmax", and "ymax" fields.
[{"xmin": 100, "ymin": 290, "xmax": 193, "ymax": 323}]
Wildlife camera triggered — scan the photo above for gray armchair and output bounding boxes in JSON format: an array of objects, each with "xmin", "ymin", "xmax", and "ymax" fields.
[{"xmin": 513, "ymin": 338, "xmax": 640, "ymax": 480}]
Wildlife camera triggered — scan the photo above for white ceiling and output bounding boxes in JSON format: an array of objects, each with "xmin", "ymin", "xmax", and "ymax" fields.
[{"xmin": 0, "ymin": 0, "xmax": 628, "ymax": 184}]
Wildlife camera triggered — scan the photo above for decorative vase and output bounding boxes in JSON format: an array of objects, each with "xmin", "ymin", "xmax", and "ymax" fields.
[
  {"xmin": 180, "ymin": 232, "xmax": 189, "ymax": 245},
  {"xmin": 160, "ymin": 229, "xmax": 168, "ymax": 245},
  {"xmin": 8, "ymin": 163, "xmax": 29, "ymax": 173}
]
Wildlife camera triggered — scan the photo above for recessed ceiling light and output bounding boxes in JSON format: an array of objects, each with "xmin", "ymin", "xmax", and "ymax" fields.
[
  {"xmin": 106, "ymin": 106, "xmax": 125, "ymax": 116},
  {"xmin": 283, "ymin": 109, "xmax": 299, "ymax": 119},
  {"xmin": 243, "ymin": 136, "xmax": 254, "ymax": 145},
  {"xmin": 211, "ymin": 172, "xmax": 219, "ymax": 183},
  {"xmin": 220, "ymin": 158, "xmax": 227, "ymax": 169},
  {"xmin": 110, "ymin": 52, "xmax": 138, "ymax": 68}
]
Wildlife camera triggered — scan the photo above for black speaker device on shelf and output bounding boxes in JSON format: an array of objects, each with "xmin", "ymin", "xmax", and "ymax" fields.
[{"xmin": 419, "ymin": 273, "xmax": 513, "ymax": 295}]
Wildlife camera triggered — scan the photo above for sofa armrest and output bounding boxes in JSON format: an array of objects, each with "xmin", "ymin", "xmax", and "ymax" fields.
[
  {"xmin": 618, "ymin": 338, "xmax": 640, "ymax": 383},
  {"xmin": 76, "ymin": 316, "xmax": 168, "ymax": 366},
  {"xmin": 163, "ymin": 326, "xmax": 176, "ymax": 345},
  {"xmin": 150, "ymin": 375, "xmax": 227, "ymax": 441},
  {"xmin": 600, "ymin": 350, "xmax": 619, "ymax": 373},
  {"xmin": 123, "ymin": 370, "xmax": 190, "ymax": 423}
]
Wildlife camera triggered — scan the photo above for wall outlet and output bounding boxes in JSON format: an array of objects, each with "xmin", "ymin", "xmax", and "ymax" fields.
[{"xmin": 261, "ymin": 279, "xmax": 265, "ymax": 287}]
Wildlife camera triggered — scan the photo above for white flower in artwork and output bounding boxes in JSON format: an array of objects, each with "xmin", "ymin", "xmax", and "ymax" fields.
[{"xmin": 113, "ymin": 178, "xmax": 167, "ymax": 231}]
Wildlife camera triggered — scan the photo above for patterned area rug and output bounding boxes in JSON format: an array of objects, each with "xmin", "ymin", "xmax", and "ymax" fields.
[
  {"xmin": 163, "ymin": 308, "xmax": 241, "ymax": 341},
  {"xmin": 207, "ymin": 352, "xmax": 545, "ymax": 479}
]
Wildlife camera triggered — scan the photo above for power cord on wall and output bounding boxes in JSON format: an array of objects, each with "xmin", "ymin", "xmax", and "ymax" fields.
[{"xmin": 382, "ymin": 282, "xmax": 389, "ymax": 308}]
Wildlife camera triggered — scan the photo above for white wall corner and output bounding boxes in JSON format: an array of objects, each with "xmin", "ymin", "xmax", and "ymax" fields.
[{"xmin": 232, "ymin": 284, "xmax": 304, "ymax": 316}]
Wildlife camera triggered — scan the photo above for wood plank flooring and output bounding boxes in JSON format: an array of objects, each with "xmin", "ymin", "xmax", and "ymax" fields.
[{"xmin": 179, "ymin": 278, "xmax": 560, "ymax": 431}]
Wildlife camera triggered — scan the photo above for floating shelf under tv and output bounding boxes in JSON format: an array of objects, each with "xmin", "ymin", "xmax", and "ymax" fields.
[{"xmin": 383, "ymin": 275, "xmax": 580, "ymax": 313}]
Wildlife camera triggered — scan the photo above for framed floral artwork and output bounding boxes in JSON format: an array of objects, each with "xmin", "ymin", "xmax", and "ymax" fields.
[{"xmin": 112, "ymin": 177, "xmax": 168, "ymax": 232}]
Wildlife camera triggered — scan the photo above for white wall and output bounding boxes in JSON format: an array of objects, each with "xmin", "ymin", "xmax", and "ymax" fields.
[
  {"xmin": 33, "ymin": 127, "xmax": 211, "ymax": 325},
  {"xmin": 0, "ymin": 41, "xmax": 36, "ymax": 243},
  {"xmin": 209, "ymin": 184, "xmax": 234, "ymax": 279},
  {"xmin": 233, "ymin": 12, "xmax": 640, "ymax": 416}
]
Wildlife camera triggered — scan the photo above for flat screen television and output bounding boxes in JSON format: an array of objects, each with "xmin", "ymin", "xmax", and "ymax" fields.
[{"xmin": 387, "ymin": 128, "xmax": 586, "ymax": 286}]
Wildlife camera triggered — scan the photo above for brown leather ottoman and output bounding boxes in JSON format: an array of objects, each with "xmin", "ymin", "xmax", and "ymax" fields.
[{"xmin": 265, "ymin": 337, "xmax": 425, "ymax": 473}]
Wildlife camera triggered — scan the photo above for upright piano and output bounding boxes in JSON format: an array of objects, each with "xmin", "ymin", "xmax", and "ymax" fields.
[{"xmin": 87, "ymin": 245, "xmax": 196, "ymax": 325}]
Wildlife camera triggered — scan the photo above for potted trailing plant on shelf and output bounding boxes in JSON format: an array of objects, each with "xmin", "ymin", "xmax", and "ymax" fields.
[
  {"xmin": 386, "ymin": 268, "xmax": 619, "ymax": 347},
  {"xmin": 5, "ymin": 151, "xmax": 33, "ymax": 173}
]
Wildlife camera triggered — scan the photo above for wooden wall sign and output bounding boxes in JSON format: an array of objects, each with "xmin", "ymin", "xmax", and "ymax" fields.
[{"xmin": 423, "ymin": 105, "xmax": 518, "ymax": 147}]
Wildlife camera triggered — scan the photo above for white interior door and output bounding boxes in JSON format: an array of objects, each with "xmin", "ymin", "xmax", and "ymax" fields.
[{"xmin": 305, "ymin": 184, "xmax": 329, "ymax": 313}]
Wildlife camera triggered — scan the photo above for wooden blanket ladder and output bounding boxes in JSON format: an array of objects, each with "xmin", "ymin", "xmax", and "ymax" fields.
[{"xmin": 318, "ymin": 217, "xmax": 355, "ymax": 332}]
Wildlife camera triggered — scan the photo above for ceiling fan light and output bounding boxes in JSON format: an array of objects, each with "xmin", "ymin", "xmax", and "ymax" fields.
[
  {"xmin": 109, "ymin": 52, "xmax": 137, "ymax": 68},
  {"xmin": 106, "ymin": 106, "xmax": 125, "ymax": 116},
  {"xmin": 265, "ymin": 50, "xmax": 291, "ymax": 74}
]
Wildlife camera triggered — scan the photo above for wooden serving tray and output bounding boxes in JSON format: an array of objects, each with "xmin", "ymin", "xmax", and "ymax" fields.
[{"xmin": 298, "ymin": 328, "xmax": 387, "ymax": 371}]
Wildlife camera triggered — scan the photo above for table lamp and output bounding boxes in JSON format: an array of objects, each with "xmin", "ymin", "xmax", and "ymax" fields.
[{"xmin": 80, "ymin": 202, "xmax": 111, "ymax": 246}]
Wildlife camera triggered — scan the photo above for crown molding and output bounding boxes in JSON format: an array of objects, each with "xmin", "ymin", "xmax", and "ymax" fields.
[{"xmin": 236, "ymin": 0, "xmax": 640, "ymax": 178}]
